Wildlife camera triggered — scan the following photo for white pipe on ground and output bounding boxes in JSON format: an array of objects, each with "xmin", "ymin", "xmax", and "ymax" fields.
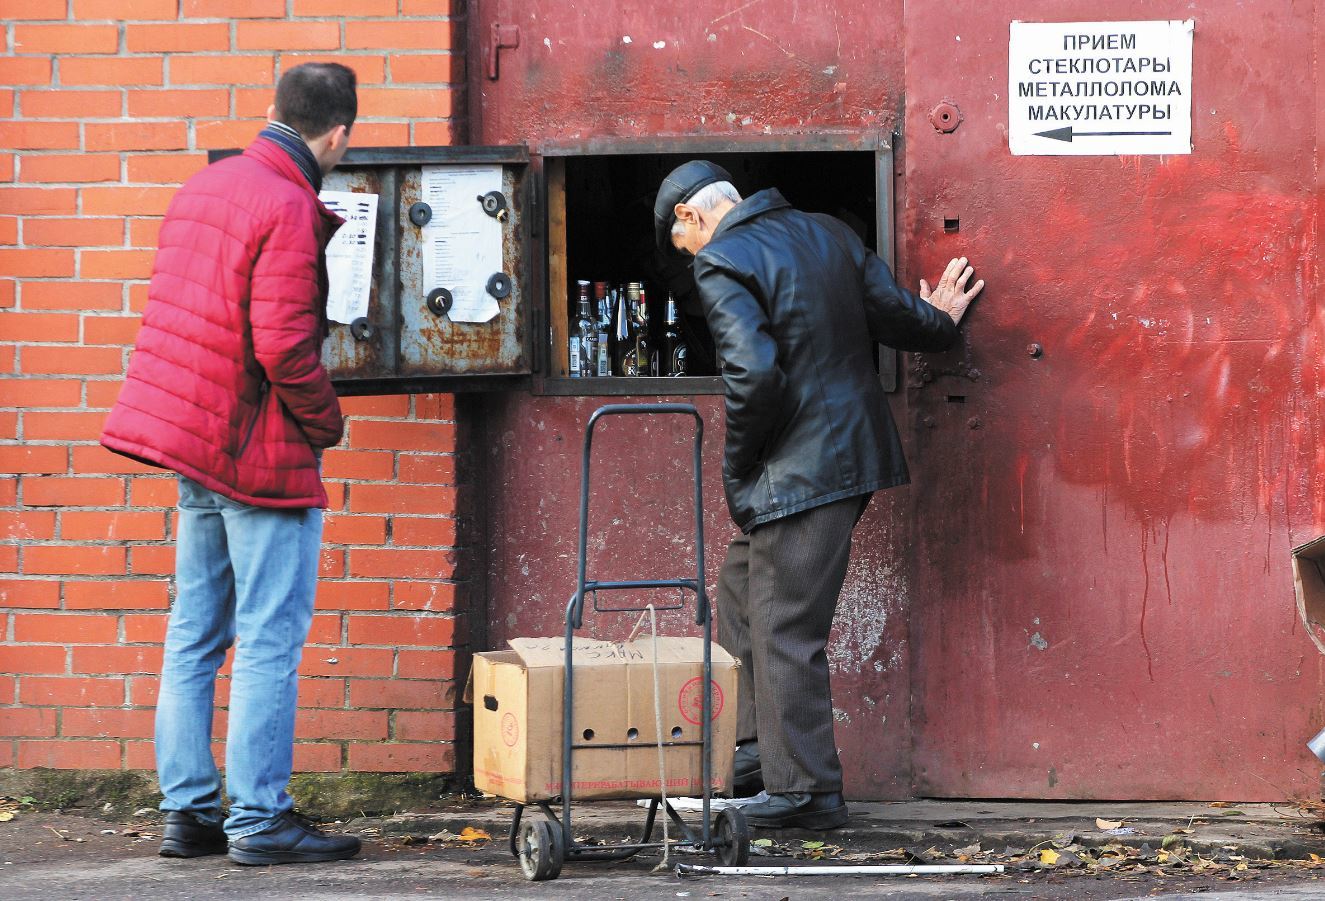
[{"xmin": 676, "ymin": 863, "xmax": 1005, "ymax": 877}]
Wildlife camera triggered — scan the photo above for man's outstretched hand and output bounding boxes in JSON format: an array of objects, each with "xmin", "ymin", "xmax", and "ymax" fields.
[{"xmin": 919, "ymin": 256, "xmax": 984, "ymax": 327}]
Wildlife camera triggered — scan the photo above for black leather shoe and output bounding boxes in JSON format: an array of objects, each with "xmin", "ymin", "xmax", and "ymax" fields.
[
  {"xmin": 733, "ymin": 742, "xmax": 764, "ymax": 797},
  {"xmin": 227, "ymin": 811, "xmax": 361, "ymax": 866},
  {"xmin": 158, "ymin": 810, "xmax": 228, "ymax": 858},
  {"xmin": 743, "ymin": 791, "xmax": 848, "ymax": 830}
]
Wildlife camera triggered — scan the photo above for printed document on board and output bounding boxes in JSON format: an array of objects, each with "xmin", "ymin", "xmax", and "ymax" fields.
[
  {"xmin": 419, "ymin": 165, "xmax": 503, "ymax": 323},
  {"xmin": 318, "ymin": 190, "xmax": 378, "ymax": 324}
]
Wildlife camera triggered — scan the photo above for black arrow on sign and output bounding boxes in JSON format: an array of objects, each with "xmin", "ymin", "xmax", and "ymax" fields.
[{"xmin": 1035, "ymin": 125, "xmax": 1173, "ymax": 142}]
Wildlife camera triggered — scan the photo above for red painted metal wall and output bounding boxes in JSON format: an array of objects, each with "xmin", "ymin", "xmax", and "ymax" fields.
[{"xmin": 466, "ymin": 0, "xmax": 1325, "ymax": 800}]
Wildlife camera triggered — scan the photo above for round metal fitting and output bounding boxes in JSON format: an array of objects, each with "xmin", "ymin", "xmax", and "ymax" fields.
[
  {"xmin": 408, "ymin": 202, "xmax": 433, "ymax": 227},
  {"xmin": 426, "ymin": 287, "xmax": 453, "ymax": 317},
  {"xmin": 478, "ymin": 190, "xmax": 509, "ymax": 220},
  {"xmin": 930, "ymin": 101, "xmax": 963, "ymax": 133},
  {"xmin": 967, "ymin": 417, "xmax": 983, "ymax": 430},
  {"xmin": 350, "ymin": 317, "xmax": 375, "ymax": 341},
  {"xmin": 1027, "ymin": 343, "xmax": 1043, "ymax": 358},
  {"xmin": 486, "ymin": 272, "xmax": 512, "ymax": 299}
]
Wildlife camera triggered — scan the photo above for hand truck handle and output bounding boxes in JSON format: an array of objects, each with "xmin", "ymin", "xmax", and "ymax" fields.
[{"xmin": 568, "ymin": 403, "xmax": 708, "ymax": 628}]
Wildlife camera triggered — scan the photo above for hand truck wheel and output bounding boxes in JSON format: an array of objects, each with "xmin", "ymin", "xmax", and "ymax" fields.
[
  {"xmin": 517, "ymin": 818, "xmax": 565, "ymax": 881},
  {"xmin": 713, "ymin": 807, "xmax": 750, "ymax": 866}
]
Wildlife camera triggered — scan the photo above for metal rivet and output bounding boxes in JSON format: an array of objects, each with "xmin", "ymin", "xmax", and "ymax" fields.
[{"xmin": 1027, "ymin": 343, "xmax": 1043, "ymax": 358}]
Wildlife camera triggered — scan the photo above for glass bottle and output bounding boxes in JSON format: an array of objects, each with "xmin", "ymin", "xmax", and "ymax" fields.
[
  {"xmin": 615, "ymin": 285, "xmax": 636, "ymax": 376},
  {"xmin": 629, "ymin": 282, "xmax": 653, "ymax": 377},
  {"xmin": 575, "ymin": 280, "xmax": 596, "ymax": 378},
  {"xmin": 592, "ymin": 281, "xmax": 611, "ymax": 377},
  {"xmin": 663, "ymin": 293, "xmax": 688, "ymax": 377}
]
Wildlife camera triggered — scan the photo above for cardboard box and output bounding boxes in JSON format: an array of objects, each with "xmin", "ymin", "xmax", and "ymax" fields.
[
  {"xmin": 1292, "ymin": 536, "xmax": 1325, "ymax": 655},
  {"xmin": 468, "ymin": 637, "xmax": 738, "ymax": 802}
]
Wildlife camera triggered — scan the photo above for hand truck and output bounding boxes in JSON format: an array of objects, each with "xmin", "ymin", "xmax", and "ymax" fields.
[{"xmin": 508, "ymin": 403, "xmax": 751, "ymax": 881}]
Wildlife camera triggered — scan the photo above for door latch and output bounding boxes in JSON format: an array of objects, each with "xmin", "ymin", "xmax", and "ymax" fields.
[{"xmin": 488, "ymin": 24, "xmax": 521, "ymax": 80}]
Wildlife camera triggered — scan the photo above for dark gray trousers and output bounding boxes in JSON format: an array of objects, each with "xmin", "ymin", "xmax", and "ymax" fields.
[{"xmin": 716, "ymin": 493, "xmax": 868, "ymax": 794}]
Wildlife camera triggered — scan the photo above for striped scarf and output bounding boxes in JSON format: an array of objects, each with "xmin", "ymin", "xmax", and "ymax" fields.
[{"xmin": 258, "ymin": 120, "xmax": 322, "ymax": 193}]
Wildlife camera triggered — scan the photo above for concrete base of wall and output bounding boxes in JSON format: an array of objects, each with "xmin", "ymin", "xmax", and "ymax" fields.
[{"xmin": 0, "ymin": 769, "xmax": 460, "ymax": 819}]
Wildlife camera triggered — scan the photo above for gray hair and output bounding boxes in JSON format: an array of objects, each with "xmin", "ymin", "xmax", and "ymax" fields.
[{"xmin": 671, "ymin": 181, "xmax": 742, "ymax": 239}]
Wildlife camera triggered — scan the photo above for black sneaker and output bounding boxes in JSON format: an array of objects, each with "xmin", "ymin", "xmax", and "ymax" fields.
[
  {"xmin": 743, "ymin": 791, "xmax": 848, "ymax": 830},
  {"xmin": 159, "ymin": 810, "xmax": 229, "ymax": 858},
  {"xmin": 227, "ymin": 811, "xmax": 361, "ymax": 866}
]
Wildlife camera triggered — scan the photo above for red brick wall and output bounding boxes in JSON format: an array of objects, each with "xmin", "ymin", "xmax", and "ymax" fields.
[{"xmin": 0, "ymin": 3, "xmax": 468, "ymax": 776}]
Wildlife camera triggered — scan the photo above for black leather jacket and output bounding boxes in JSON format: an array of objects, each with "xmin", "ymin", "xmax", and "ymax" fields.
[{"xmin": 693, "ymin": 189, "xmax": 959, "ymax": 532}]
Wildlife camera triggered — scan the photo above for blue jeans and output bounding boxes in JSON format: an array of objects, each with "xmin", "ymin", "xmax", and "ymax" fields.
[{"xmin": 156, "ymin": 476, "xmax": 322, "ymax": 838}]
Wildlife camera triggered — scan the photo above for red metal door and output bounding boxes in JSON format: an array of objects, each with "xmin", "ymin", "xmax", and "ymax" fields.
[
  {"xmin": 902, "ymin": 0, "xmax": 1325, "ymax": 799},
  {"xmin": 467, "ymin": 0, "xmax": 918, "ymax": 797}
]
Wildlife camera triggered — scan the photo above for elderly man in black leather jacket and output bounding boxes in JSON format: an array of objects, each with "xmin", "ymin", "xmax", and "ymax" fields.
[{"xmin": 654, "ymin": 160, "xmax": 983, "ymax": 830}]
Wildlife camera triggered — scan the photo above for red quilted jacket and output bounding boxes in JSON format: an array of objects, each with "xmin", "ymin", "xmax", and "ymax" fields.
[{"xmin": 101, "ymin": 137, "xmax": 345, "ymax": 508}]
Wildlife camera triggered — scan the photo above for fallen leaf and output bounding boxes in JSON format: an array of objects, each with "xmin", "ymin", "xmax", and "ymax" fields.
[
  {"xmin": 0, "ymin": 812, "xmax": 13, "ymax": 823},
  {"xmin": 802, "ymin": 840, "xmax": 825, "ymax": 850},
  {"xmin": 752, "ymin": 838, "xmax": 774, "ymax": 847},
  {"xmin": 1157, "ymin": 850, "xmax": 1170, "ymax": 864},
  {"xmin": 1095, "ymin": 818, "xmax": 1123, "ymax": 830},
  {"xmin": 456, "ymin": 826, "xmax": 490, "ymax": 842},
  {"xmin": 1162, "ymin": 835, "xmax": 1186, "ymax": 849},
  {"xmin": 1039, "ymin": 849, "xmax": 1060, "ymax": 866}
]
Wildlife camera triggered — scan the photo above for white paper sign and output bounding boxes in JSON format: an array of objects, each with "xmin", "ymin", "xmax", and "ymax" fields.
[
  {"xmin": 318, "ymin": 190, "xmax": 378, "ymax": 324},
  {"xmin": 420, "ymin": 165, "xmax": 504, "ymax": 324},
  {"xmin": 1009, "ymin": 20, "xmax": 1193, "ymax": 156}
]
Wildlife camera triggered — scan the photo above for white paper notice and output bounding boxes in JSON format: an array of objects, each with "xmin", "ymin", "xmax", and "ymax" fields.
[
  {"xmin": 419, "ymin": 165, "xmax": 504, "ymax": 323},
  {"xmin": 1009, "ymin": 20, "xmax": 1193, "ymax": 156},
  {"xmin": 319, "ymin": 190, "xmax": 378, "ymax": 324}
]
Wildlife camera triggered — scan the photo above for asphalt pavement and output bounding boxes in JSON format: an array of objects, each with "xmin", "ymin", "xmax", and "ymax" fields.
[{"xmin": 5, "ymin": 799, "xmax": 1325, "ymax": 900}]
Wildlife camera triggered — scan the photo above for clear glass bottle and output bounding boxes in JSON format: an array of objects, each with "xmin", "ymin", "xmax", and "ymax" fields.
[
  {"xmin": 630, "ymin": 282, "xmax": 654, "ymax": 377},
  {"xmin": 592, "ymin": 281, "xmax": 611, "ymax": 377},
  {"xmin": 575, "ymin": 280, "xmax": 596, "ymax": 378},
  {"xmin": 616, "ymin": 284, "xmax": 637, "ymax": 376}
]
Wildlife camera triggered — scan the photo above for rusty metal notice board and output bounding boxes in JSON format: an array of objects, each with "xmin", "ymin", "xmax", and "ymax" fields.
[{"xmin": 317, "ymin": 146, "xmax": 532, "ymax": 393}]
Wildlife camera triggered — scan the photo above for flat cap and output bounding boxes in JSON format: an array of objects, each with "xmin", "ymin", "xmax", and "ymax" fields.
[{"xmin": 654, "ymin": 160, "xmax": 733, "ymax": 252}]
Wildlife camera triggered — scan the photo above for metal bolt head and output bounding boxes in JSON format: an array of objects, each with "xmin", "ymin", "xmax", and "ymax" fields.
[
  {"xmin": 1027, "ymin": 343, "xmax": 1043, "ymax": 358},
  {"xmin": 930, "ymin": 101, "xmax": 963, "ymax": 133}
]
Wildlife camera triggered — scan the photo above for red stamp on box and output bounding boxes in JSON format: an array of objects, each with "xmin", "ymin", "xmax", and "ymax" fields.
[{"xmin": 677, "ymin": 677, "xmax": 724, "ymax": 725}]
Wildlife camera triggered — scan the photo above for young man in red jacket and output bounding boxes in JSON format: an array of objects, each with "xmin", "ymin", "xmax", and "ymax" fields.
[{"xmin": 102, "ymin": 63, "xmax": 360, "ymax": 865}]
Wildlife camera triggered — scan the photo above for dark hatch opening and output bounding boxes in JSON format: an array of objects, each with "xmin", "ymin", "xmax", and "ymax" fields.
[{"xmin": 544, "ymin": 149, "xmax": 879, "ymax": 395}]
